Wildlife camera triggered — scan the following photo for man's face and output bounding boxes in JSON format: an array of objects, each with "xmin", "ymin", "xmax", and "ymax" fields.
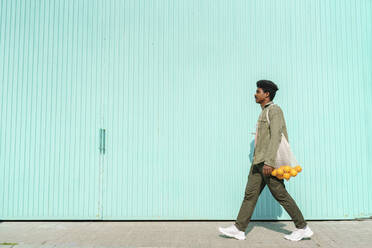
[{"xmin": 254, "ymin": 87, "xmax": 269, "ymax": 103}]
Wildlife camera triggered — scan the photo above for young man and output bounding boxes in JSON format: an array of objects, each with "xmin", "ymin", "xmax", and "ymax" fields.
[{"xmin": 218, "ymin": 80, "xmax": 313, "ymax": 241}]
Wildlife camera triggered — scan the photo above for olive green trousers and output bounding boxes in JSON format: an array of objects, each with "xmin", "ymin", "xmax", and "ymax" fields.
[{"xmin": 235, "ymin": 162, "xmax": 307, "ymax": 232}]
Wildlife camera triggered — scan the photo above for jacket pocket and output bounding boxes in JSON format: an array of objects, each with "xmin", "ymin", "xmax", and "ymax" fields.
[{"xmin": 258, "ymin": 119, "xmax": 268, "ymax": 129}]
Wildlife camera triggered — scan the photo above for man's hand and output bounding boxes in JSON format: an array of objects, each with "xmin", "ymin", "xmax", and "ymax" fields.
[{"xmin": 263, "ymin": 164, "xmax": 274, "ymax": 176}]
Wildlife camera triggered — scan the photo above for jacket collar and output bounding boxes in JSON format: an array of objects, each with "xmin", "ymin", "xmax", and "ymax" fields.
[{"xmin": 262, "ymin": 101, "xmax": 274, "ymax": 110}]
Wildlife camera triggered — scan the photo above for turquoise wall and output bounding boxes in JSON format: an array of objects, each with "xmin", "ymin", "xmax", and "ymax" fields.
[{"xmin": 1, "ymin": 0, "xmax": 371, "ymax": 220}]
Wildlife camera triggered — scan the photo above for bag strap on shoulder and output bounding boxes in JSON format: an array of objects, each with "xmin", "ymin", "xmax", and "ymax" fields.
[
  {"xmin": 266, "ymin": 104, "xmax": 285, "ymax": 138},
  {"xmin": 265, "ymin": 104, "xmax": 276, "ymax": 125}
]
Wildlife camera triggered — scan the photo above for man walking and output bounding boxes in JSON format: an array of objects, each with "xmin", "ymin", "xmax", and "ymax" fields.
[{"xmin": 218, "ymin": 80, "xmax": 313, "ymax": 241}]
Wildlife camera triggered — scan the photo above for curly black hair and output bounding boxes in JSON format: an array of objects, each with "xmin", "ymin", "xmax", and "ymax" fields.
[{"xmin": 256, "ymin": 80, "xmax": 279, "ymax": 101}]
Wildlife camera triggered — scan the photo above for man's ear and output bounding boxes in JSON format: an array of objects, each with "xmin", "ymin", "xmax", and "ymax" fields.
[{"xmin": 264, "ymin": 91, "xmax": 270, "ymax": 99}]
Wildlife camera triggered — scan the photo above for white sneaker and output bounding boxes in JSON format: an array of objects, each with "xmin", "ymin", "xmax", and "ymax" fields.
[
  {"xmin": 218, "ymin": 224, "xmax": 246, "ymax": 240},
  {"xmin": 284, "ymin": 225, "xmax": 313, "ymax": 241}
]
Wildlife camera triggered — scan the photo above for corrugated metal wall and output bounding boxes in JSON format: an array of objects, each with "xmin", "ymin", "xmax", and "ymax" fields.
[
  {"xmin": 0, "ymin": 0, "xmax": 103, "ymax": 219},
  {"xmin": 1, "ymin": 0, "xmax": 371, "ymax": 220}
]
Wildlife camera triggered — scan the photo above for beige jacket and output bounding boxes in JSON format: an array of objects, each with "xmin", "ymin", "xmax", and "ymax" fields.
[{"xmin": 253, "ymin": 101, "xmax": 289, "ymax": 167}]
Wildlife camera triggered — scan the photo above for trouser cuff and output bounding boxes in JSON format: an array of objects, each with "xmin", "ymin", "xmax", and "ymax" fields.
[
  {"xmin": 296, "ymin": 222, "xmax": 307, "ymax": 229},
  {"xmin": 234, "ymin": 222, "xmax": 246, "ymax": 232}
]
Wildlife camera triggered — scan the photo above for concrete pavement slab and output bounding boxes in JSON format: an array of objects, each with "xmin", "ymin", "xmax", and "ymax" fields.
[{"xmin": 0, "ymin": 220, "xmax": 371, "ymax": 248}]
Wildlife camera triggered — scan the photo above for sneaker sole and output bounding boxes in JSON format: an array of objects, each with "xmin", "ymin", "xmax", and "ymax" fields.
[
  {"xmin": 218, "ymin": 227, "xmax": 246, "ymax": 240},
  {"xmin": 284, "ymin": 230, "xmax": 314, "ymax": 241}
]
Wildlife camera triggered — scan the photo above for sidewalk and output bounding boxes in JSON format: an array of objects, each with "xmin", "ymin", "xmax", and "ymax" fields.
[{"xmin": 1, "ymin": 220, "xmax": 371, "ymax": 248}]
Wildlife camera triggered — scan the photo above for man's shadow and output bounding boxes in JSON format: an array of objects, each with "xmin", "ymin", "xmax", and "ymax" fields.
[{"xmin": 244, "ymin": 140, "xmax": 291, "ymax": 235}]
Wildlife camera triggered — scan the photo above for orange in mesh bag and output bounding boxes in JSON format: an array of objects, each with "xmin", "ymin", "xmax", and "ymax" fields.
[{"xmin": 266, "ymin": 104, "xmax": 302, "ymax": 181}]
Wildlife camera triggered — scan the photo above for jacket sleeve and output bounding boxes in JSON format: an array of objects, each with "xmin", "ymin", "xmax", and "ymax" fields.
[{"xmin": 264, "ymin": 107, "xmax": 284, "ymax": 167}]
